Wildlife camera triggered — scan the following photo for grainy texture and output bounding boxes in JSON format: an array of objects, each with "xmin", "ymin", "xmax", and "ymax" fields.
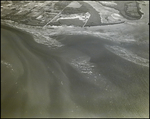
[{"xmin": 1, "ymin": 1, "xmax": 149, "ymax": 118}]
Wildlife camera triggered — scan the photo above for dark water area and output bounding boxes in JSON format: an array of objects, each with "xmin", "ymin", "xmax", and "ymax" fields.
[{"xmin": 1, "ymin": 25, "xmax": 149, "ymax": 118}]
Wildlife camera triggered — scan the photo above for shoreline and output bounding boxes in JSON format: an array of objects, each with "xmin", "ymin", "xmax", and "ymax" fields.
[
  {"xmin": 1, "ymin": 23, "xmax": 149, "ymax": 118},
  {"xmin": 99, "ymin": 1, "xmax": 143, "ymax": 20},
  {"xmin": 1, "ymin": 23, "xmax": 34, "ymax": 39}
]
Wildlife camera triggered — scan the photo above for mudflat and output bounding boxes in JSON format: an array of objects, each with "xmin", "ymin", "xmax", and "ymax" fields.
[{"xmin": 1, "ymin": 25, "xmax": 149, "ymax": 118}]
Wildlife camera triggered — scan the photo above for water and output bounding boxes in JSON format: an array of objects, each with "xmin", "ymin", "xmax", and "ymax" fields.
[{"xmin": 1, "ymin": 25, "xmax": 149, "ymax": 118}]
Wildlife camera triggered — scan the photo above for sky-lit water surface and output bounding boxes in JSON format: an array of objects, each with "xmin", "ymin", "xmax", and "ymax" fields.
[{"xmin": 1, "ymin": 25, "xmax": 149, "ymax": 118}]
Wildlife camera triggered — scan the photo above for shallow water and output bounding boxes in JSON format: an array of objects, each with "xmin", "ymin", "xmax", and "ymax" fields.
[{"xmin": 1, "ymin": 25, "xmax": 149, "ymax": 118}]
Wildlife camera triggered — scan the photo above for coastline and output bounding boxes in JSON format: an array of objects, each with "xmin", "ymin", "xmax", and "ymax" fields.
[
  {"xmin": 1, "ymin": 1, "xmax": 149, "ymax": 118},
  {"xmin": 1, "ymin": 24, "xmax": 149, "ymax": 118}
]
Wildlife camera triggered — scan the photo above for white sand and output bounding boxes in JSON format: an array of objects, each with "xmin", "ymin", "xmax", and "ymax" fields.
[{"xmin": 67, "ymin": 1, "xmax": 82, "ymax": 8}]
